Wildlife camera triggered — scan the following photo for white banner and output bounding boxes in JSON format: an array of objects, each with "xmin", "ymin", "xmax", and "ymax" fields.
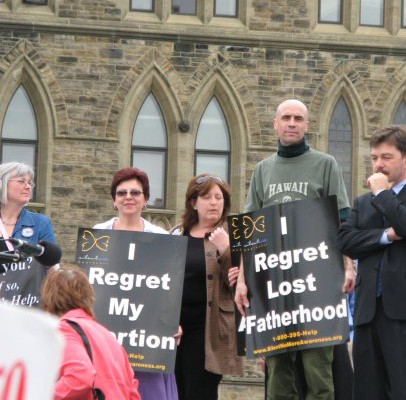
[{"xmin": 0, "ymin": 304, "xmax": 63, "ymax": 400}]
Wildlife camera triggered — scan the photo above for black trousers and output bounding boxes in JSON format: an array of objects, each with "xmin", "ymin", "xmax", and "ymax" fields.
[
  {"xmin": 175, "ymin": 329, "xmax": 222, "ymax": 400},
  {"xmin": 353, "ymin": 297, "xmax": 406, "ymax": 400},
  {"xmin": 331, "ymin": 344, "xmax": 353, "ymax": 400}
]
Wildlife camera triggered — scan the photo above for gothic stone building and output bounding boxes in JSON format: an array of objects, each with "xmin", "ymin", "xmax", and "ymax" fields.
[{"xmin": 1, "ymin": 0, "xmax": 406, "ymax": 398}]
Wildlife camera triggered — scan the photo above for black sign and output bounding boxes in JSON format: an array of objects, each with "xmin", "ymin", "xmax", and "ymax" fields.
[
  {"xmin": 228, "ymin": 196, "xmax": 349, "ymax": 358},
  {"xmin": 0, "ymin": 257, "xmax": 45, "ymax": 308},
  {"xmin": 75, "ymin": 228, "xmax": 187, "ymax": 374}
]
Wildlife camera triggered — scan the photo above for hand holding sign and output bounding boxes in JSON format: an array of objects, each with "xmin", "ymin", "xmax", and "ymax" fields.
[
  {"xmin": 235, "ymin": 269, "xmax": 250, "ymax": 317},
  {"xmin": 228, "ymin": 266, "xmax": 239, "ymax": 286},
  {"xmin": 342, "ymin": 256, "xmax": 356, "ymax": 294}
]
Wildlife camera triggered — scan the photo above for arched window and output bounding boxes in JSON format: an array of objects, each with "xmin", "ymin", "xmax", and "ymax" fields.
[
  {"xmin": 24, "ymin": 0, "xmax": 47, "ymax": 4},
  {"xmin": 1, "ymin": 85, "xmax": 38, "ymax": 181},
  {"xmin": 319, "ymin": 0, "xmax": 342, "ymax": 23},
  {"xmin": 214, "ymin": 0, "xmax": 238, "ymax": 17},
  {"xmin": 132, "ymin": 93, "xmax": 167, "ymax": 209},
  {"xmin": 131, "ymin": 0, "xmax": 154, "ymax": 11},
  {"xmin": 393, "ymin": 100, "xmax": 406, "ymax": 124},
  {"xmin": 195, "ymin": 97, "xmax": 230, "ymax": 181},
  {"xmin": 403, "ymin": 0, "xmax": 406, "ymax": 27},
  {"xmin": 172, "ymin": 0, "xmax": 196, "ymax": 15},
  {"xmin": 328, "ymin": 97, "xmax": 353, "ymax": 199},
  {"xmin": 360, "ymin": 0, "xmax": 384, "ymax": 26}
]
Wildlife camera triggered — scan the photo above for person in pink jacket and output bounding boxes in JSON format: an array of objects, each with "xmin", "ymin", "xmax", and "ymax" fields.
[{"xmin": 41, "ymin": 263, "xmax": 141, "ymax": 400}]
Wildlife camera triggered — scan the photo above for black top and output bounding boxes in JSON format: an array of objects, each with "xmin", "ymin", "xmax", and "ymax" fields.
[
  {"xmin": 277, "ymin": 137, "xmax": 309, "ymax": 158},
  {"xmin": 179, "ymin": 234, "xmax": 207, "ymax": 332}
]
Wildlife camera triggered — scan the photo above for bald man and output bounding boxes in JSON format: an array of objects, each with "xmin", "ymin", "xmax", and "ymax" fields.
[{"xmin": 235, "ymin": 99, "xmax": 354, "ymax": 400}]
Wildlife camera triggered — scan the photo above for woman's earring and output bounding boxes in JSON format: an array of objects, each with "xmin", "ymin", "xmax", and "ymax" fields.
[
  {"xmin": 113, "ymin": 204, "xmax": 118, "ymax": 210},
  {"xmin": 143, "ymin": 204, "xmax": 147, "ymax": 210}
]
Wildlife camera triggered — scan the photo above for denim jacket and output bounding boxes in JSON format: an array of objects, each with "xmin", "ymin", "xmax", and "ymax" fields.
[{"xmin": 12, "ymin": 207, "xmax": 56, "ymax": 244}]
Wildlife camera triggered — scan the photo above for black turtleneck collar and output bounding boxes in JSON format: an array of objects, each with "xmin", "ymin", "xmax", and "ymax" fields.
[{"xmin": 277, "ymin": 137, "xmax": 309, "ymax": 158}]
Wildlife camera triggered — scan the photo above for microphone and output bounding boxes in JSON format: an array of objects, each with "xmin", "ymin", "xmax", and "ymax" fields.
[
  {"xmin": 7, "ymin": 238, "xmax": 62, "ymax": 267},
  {"xmin": 8, "ymin": 238, "xmax": 45, "ymax": 257}
]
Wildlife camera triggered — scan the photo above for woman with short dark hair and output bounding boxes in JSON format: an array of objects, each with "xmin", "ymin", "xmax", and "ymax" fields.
[
  {"xmin": 41, "ymin": 264, "xmax": 141, "ymax": 400},
  {"xmin": 94, "ymin": 167, "xmax": 178, "ymax": 400},
  {"xmin": 94, "ymin": 167, "xmax": 161, "ymax": 233}
]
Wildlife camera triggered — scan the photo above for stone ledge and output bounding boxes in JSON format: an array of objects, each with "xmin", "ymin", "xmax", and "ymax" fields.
[
  {"xmin": 1, "ymin": 19, "xmax": 406, "ymax": 55},
  {"xmin": 221, "ymin": 376, "xmax": 264, "ymax": 386}
]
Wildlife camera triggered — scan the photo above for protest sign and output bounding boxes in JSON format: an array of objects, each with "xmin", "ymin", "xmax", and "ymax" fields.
[
  {"xmin": 228, "ymin": 196, "xmax": 349, "ymax": 358},
  {"xmin": 75, "ymin": 228, "xmax": 187, "ymax": 373},
  {"xmin": 0, "ymin": 304, "xmax": 62, "ymax": 400},
  {"xmin": 0, "ymin": 257, "xmax": 45, "ymax": 308}
]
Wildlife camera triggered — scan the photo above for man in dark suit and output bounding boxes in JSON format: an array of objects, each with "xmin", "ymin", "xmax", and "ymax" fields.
[{"xmin": 338, "ymin": 125, "xmax": 406, "ymax": 400}]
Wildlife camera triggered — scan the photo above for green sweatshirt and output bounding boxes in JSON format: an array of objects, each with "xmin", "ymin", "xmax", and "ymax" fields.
[{"xmin": 245, "ymin": 148, "xmax": 349, "ymax": 213}]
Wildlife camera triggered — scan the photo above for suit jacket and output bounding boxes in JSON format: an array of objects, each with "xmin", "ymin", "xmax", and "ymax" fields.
[
  {"xmin": 337, "ymin": 188, "xmax": 406, "ymax": 326},
  {"xmin": 55, "ymin": 309, "xmax": 140, "ymax": 400}
]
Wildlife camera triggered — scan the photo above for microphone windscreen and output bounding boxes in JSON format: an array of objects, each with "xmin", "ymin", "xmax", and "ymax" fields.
[{"xmin": 36, "ymin": 241, "xmax": 62, "ymax": 267}]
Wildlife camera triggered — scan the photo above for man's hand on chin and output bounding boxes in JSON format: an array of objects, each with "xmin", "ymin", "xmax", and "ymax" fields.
[{"xmin": 368, "ymin": 172, "xmax": 390, "ymax": 195}]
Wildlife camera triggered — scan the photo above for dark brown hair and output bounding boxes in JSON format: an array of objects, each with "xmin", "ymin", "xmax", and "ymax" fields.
[
  {"xmin": 110, "ymin": 167, "xmax": 150, "ymax": 201},
  {"xmin": 370, "ymin": 125, "xmax": 406, "ymax": 156},
  {"xmin": 41, "ymin": 263, "xmax": 95, "ymax": 318},
  {"xmin": 181, "ymin": 173, "xmax": 231, "ymax": 232}
]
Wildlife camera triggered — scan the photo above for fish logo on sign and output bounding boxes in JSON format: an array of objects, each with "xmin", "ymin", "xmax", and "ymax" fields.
[
  {"xmin": 242, "ymin": 215, "xmax": 265, "ymax": 239},
  {"xmin": 81, "ymin": 230, "xmax": 110, "ymax": 252}
]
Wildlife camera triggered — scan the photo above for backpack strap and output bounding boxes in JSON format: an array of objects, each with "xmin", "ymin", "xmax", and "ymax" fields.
[
  {"xmin": 65, "ymin": 319, "xmax": 93, "ymax": 361},
  {"xmin": 64, "ymin": 319, "xmax": 105, "ymax": 400}
]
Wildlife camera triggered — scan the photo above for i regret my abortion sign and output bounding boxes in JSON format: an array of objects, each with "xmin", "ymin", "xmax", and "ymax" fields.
[
  {"xmin": 228, "ymin": 196, "xmax": 349, "ymax": 358},
  {"xmin": 75, "ymin": 228, "xmax": 187, "ymax": 373}
]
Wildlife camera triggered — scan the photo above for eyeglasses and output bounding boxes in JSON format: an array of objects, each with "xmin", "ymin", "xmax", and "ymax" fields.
[
  {"xmin": 9, "ymin": 179, "xmax": 35, "ymax": 188},
  {"xmin": 116, "ymin": 189, "xmax": 144, "ymax": 198},
  {"xmin": 195, "ymin": 175, "xmax": 224, "ymax": 185}
]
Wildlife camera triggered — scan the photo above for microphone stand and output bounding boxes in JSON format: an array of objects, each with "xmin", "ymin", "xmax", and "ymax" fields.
[
  {"xmin": 0, "ymin": 251, "xmax": 21, "ymax": 263},
  {"xmin": 0, "ymin": 239, "xmax": 23, "ymax": 264},
  {"xmin": 0, "ymin": 250, "xmax": 30, "ymax": 274}
]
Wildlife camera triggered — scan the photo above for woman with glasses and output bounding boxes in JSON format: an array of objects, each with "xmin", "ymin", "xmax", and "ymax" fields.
[
  {"xmin": 171, "ymin": 174, "xmax": 242, "ymax": 400},
  {"xmin": 93, "ymin": 167, "xmax": 165, "ymax": 234},
  {"xmin": 93, "ymin": 167, "xmax": 179, "ymax": 400},
  {"xmin": 0, "ymin": 161, "xmax": 56, "ymax": 251}
]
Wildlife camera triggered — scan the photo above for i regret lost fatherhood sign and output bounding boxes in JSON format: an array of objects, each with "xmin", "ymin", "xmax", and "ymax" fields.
[
  {"xmin": 75, "ymin": 228, "xmax": 187, "ymax": 374},
  {"xmin": 228, "ymin": 196, "xmax": 349, "ymax": 358}
]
